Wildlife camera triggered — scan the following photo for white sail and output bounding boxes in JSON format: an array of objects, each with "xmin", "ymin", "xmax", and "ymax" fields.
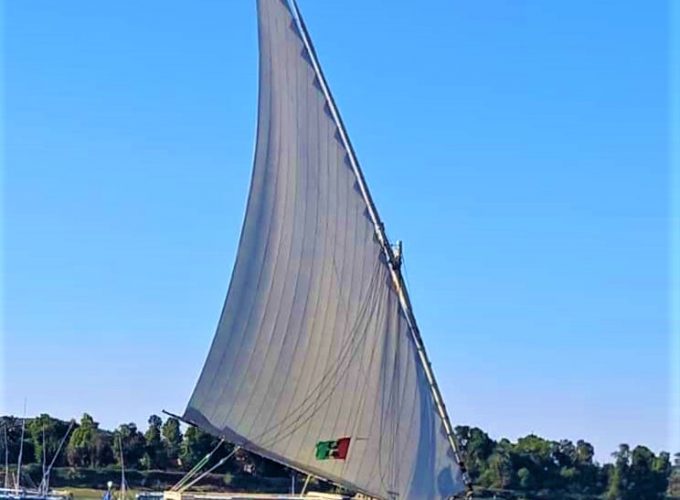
[{"xmin": 184, "ymin": 1, "xmax": 466, "ymax": 498}]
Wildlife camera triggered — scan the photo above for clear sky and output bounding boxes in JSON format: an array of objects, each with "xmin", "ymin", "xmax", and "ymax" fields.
[{"xmin": 1, "ymin": 0, "xmax": 675, "ymax": 462}]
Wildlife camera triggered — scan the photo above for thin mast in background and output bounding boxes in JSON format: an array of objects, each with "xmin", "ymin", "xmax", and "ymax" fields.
[
  {"xmin": 2, "ymin": 424, "xmax": 9, "ymax": 489},
  {"xmin": 15, "ymin": 407, "xmax": 26, "ymax": 493},
  {"xmin": 40, "ymin": 426, "xmax": 47, "ymax": 495},
  {"xmin": 41, "ymin": 420, "xmax": 75, "ymax": 495},
  {"xmin": 118, "ymin": 435, "xmax": 127, "ymax": 500}
]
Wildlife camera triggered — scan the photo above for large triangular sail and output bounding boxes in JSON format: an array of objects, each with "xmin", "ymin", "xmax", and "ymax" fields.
[{"xmin": 183, "ymin": 1, "xmax": 468, "ymax": 498}]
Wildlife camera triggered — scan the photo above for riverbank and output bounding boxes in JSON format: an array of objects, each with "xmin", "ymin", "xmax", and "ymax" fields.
[{"xmin": 0, "ymin": 466, "xmax": 308, "ymax": 496}]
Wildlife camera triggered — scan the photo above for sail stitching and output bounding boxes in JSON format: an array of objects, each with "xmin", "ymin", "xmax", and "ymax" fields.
[
  {"xmin": 397, "ymin": 350, "xmax": 422, "ymax": 498},
  {"xmin": 338, "ymin": 272, "xmax": 391, "ymax": 481},
  {"xmin": 240, "ymin": 15, "xmax": 314, "ymax": 438},
  {"xmin": 397, "ymin": 333, "xmax": 421, "ymax": 496},
  {"xmin": 281, "ymin": 70, "xmax": 333, "ymax": 462},
  {"xmin": 251, "ymin": 260, "xmax": 384, "ymax": 446},
  {"xmin": 311, "ymin": 144, "xmax": 369, "ymax": 460},
  {"xmin": 271, "ymin": 65, "xmax": 328, "ymax": 459},
  {"xmin": 229, "ymin": 10, "xmax": 305, "ymax": 432},
  {"xmin": 213, "ymin": 8, "xmax": 292, "ymax": 426},
  {"xmin": 239, "ymin": 21, "xmax": 388, "ymax": 450},
  {"xmin": 283, "ymin": 100, "xmax": 342, "ymax": 461},
  {"xmin": 196, "ymin": 8, "xmax": 280, "ymax": 424},
  {"xmin": 376, "ymin": 297, "xmax": 401, "ymax": 496}
]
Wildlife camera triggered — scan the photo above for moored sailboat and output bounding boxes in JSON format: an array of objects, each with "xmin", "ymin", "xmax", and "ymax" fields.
[
  {"xmin": 167, "ymin": 1, "xmax": 472, "ymax": 498},
  {"xmin": 0, "ymin": 419, "xmax": 73, "ymax": 500}
]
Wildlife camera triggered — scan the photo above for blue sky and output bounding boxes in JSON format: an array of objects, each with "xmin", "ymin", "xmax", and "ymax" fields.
[{"xmin": 2, "ymin": 0, "xmax": 675, "ymax": 461}]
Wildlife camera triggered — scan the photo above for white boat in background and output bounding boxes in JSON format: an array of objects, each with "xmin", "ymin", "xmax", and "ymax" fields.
[
  {"xmin": 0, "ymin": 418, "xmax": 73, "ymax": 500},
  {"xmin": 0, "ymin": 488, "xmax": 69, "ymax": 500}
]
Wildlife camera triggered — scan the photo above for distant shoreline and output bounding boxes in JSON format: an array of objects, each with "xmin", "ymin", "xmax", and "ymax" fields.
[{"xmin": 2, "ymin": 414, "xmax": 678, "ymax": 499}]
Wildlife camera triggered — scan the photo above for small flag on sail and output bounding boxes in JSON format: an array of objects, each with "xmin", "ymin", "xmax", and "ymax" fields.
[{"xmin": 315, "ymin": 437, "xmax": 351, "ymax": 460}]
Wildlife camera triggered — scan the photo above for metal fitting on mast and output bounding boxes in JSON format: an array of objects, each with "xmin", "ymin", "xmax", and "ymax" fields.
[{"xmin": 391, "ymin": 240, "xmax": 403, "ymax": 270}]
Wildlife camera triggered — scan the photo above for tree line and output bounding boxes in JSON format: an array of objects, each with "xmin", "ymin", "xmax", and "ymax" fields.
[
  {"xmin": 456, "ymin": 425, "xmax": 677, "ymax": 499},
  {"xmin": 1, "ymin": 414, "xmax": 677, "ymax": 499},
  {"xmin": 0, "ymin": 414, "xmax": 292, "ymax": 482}
]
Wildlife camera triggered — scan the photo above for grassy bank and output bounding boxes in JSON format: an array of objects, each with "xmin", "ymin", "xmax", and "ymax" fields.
[
  {"xmin": 57, "ymin": 488, "xmax": 131, "ymax": 500},
  {"xmin": 1, "ymin": 465, "xmax": 307, "ymax": 495}
]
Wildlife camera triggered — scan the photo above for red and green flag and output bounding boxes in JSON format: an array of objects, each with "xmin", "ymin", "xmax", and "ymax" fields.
[{"xmin": 315, "ymin": 437, "xmax": 351, "ymax": 460}]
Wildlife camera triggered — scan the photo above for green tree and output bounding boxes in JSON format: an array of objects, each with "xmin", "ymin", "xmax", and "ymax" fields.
[
  {"xmin": 455, "ymin": 426, "xmax": 495, "ymax": 483},
  {"xmin": 576, "ymin": 439, "xmax": 595, "ymax": 465},
  {"xmin": 553, "ymin": 439, "xmax": 576, "ymax": 469},
  {"xmin": 574, "ymin": 439, "xmax": 598, "ymax": 493},
  {"xmin": 669, "ymin": 454, "xmax": 680, "ymax": 497},
  {"xmin": 607, "ymin": 444, "xmax": 631, "ymax": 500},
  {"xmin": 161, "ymin": 417, "xmax": 183, "ymax": 468},
  {"xmin": 517, "ymin": 467, "xmax": 535, "ymax": 490},
  {"xmin": 180, "ymin": 427, "xmax": 218, "ymax": 470},
  {"xmin": 1, "ymin": 416, "xmax": 36, "ymax": 468},
  {"xmin": 1, "ymin": 417, "xmax": 19, "ymax": 464},
  {"xmin": 629, "ymin": 446, "xmax": 657, "ymax": 499},
  {"xmin": 26, "ymin": 414, "xmax": 72, "ymax": 467},
  {"xmin": 553, "ymin": 439, "xmax": 578, "ymax": 491},
  {"xmin": 651, "ymin": 451, "xmax": 671, "ymax": 498},
  {"xmin": 142, "ymin": 415, "xmax": 167, "ymax": 470},
  {"xmin": 514, "ymin": 434, "xmax": 559, "ymax": 490},
  {"xmin": 94, "ymin": 431, "xmax": 115, "ymax": 467},
  {"xmin": 481, "ymin": 440, "xmax": 515, "ymax": 490},
  {"xmin": 114, "ymin": 423, "xmax": 146, "ymax": 470},
  {"xmin": 606, "ymin": 444, "xmax": 670, "ymax": 500},
  {"xmin": 66, "ymin": 414, "xmax": 99, "ymax": 467}
]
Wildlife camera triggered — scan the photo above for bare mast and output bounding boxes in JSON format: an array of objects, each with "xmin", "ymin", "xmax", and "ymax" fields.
[
  {"xmin": 118, "ymin": 435, "xmax": 127, "ymax": 500},
  {"xmin": 2, "ymin": 425, "xmax": 9, "ymax": 489},
  {"xmin": 15, "ymin": 417, "xmax": 26, "ymax": 492},
  {"xmin": 41, "ymin": 420, "xmax": 75, "ymax": 495},
  {"xmin": 288, "ymin": 0, "xmax": 472, "ymax": 494},
  {"xmin": 40, "ymin": 426, "xmax": 47, "ymax": 495}
]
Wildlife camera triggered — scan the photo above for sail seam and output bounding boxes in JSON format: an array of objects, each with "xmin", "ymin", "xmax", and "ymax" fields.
[
  {"xmin": 216, "ymin": 10, "xmax": 292, "ymax": 428},
  {"xmin": 253, "ymin": 261, "xmax": 384, "ymax": 446},
  {"xmin": 276, "ymin": 56, "xmax": 327, "ymax": 460},
  {"xmin": 192, "ymin": 0, "xmax": 279, "ymax": 427},
  {"xmin": 246, "ymin": 15, "xmax": 315, "ymax": 441}
]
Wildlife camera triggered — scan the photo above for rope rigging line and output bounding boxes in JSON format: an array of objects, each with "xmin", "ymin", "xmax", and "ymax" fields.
[
  {"xmin": 170, "ymin": 439, "xmax": 224, "ymax": 491},
  {"xmin": 179, "ymin": 446, "xmax": 240, "ymax": 493},
  {"xmin": 40, "ymin": 419, "xmax": 75, "ymax": 493},
  {"xmin": 247, "ymin": 260, "xmax": 386, "ymax": 446},
  {"xmin": 254, "ymin": 268, "xmax": 389, "ymax": 449}
]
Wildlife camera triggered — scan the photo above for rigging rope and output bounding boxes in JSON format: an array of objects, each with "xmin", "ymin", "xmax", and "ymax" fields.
[
  {"xmin": 170, "ymin": 439, "xmax": 224, "ymax": 491},
  {"xmin": 247, "ymin": 261, "xmax": 385, "ymax": 447},
  {"xmin": 178, "ymin": 446, "xmax": 240, "ymax": 493}
]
